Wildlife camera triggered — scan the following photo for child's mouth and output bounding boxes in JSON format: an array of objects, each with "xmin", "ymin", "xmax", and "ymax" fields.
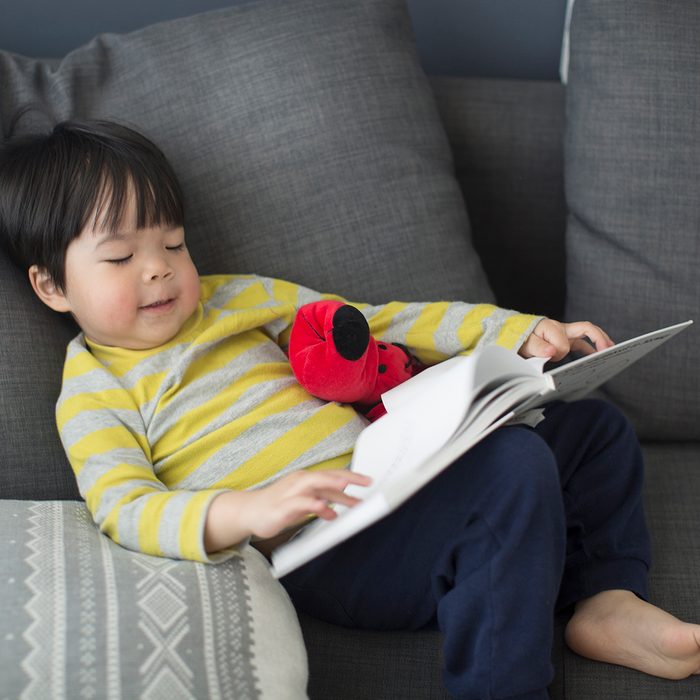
[{"xmin": 140, "ymin": 298, "xmax": 175, "ymax": 312}]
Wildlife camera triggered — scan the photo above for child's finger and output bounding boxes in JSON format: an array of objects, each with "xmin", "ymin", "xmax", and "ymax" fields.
[
  {"xmin": 520, "ymin": 333, "xmax": 557, "ymax": 359},
  {"xmin": 339, "ymin": 470, "xmax": 372, "ymax": 486},
  {"xmin": 285, "ymin": 469, "xmax": 371, "ymax": 496},
  {"xmin": 315, "ymin": 489, "xmax": 362, "ymax": 508},
  {"xmin": 285, "ymin": 495, "xmax": 337, "ymax": 520},
  {"xmin": 570, "ymin": 337, "xmax": 597, "ymax": 356},
  {"xmin": 314, "ymin": 469, "xmax": 372, "ymax": 489},
  {"xmin": 565, "ymin": 322, "xmax": 614, "ymax": 351}
]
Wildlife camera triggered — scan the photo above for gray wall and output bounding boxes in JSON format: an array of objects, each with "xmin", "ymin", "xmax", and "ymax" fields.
[
  {"xmin": 1, "ymin": 0, "xmax": 566, "ymax": 80},
  {"xmin": 408, "ymin": 0, "xmax": 566, "ymax": 80}
]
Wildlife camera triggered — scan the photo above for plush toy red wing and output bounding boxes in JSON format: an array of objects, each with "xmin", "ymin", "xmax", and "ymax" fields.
[{"xmin": 288, "ymin": 300, "xmax": 424, "ymax": 420}]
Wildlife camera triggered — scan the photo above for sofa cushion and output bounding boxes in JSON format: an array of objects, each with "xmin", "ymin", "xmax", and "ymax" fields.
[
  {"xmin": 1, "ymin": 0, "xmax": 492, "ymax": 306},
  {"xmin": 0, "ymin": 500, "xmax": 308, "ymax": 698},
  {"xmin": 0, "ymin": 254, "xmax": 80, "ymax": 499},
  {"xmin": 562, "ymin": 442, "xmax": 700, "ymax": 698},
  {"xmin": 0, "ymin": 0, "xmax": 495, "ymax": 500},
  {"xmin": 430, "ymin": 76, "xmax": 567, "ymax": 320},
  {"xmin": 0, "ymin": 0, "xmax": 493, "ymax": 498},
  {"xmin": 564, "ymin": 0, "xmax": 700, "ymax": 439}
]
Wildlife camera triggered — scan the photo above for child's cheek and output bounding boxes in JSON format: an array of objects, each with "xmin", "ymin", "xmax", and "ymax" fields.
[{"xmin": 100, "ymin": 285, "xmax": 139, "ymax": 325}]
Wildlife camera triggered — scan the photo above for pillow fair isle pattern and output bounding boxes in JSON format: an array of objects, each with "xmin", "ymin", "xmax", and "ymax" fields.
[{"xmin": 0, "ymin": 500, "xmax": 308, "ymax": 700}]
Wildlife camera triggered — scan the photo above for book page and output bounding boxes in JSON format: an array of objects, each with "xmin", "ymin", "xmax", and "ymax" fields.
[
  {"xmin": 540, "ymin": 320, "xmax": 693, "ymax": 404},
  {"xmin": 347, "ymin": 346, "xmax": 546, "ymax": 499},
  {"xmin": 381, "ymin": 345, "xmax": 544, "ymax": 415},
  {"xmin": 344, "ymin": 356, "xmax": 480, "ymax": 499}
]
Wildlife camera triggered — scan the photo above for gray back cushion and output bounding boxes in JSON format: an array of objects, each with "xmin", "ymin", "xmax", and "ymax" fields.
[
  {"xmin": 431, "ymin": 77, "xmax": 567, "ymax": 320},
  {"xmin": 0, "ymin": 0, "xmax": 493, "ymax": 499},
  {"xmin": 0, "ymin": 256, "xmax": 80, "ymax": 499},
  {"xmin": 565, "ymin": 0, "xmax": 700, "ymax": 440}
]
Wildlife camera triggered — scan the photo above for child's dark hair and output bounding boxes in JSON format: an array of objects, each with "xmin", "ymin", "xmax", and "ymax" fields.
[{"xmin": 0, "ymin": 119, "xmax": 184, "ymax": 290}]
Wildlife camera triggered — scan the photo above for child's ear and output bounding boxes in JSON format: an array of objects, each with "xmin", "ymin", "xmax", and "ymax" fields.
[{"xmin": 28, "ymin": 265, "xmax": 71, "ymax": 313}]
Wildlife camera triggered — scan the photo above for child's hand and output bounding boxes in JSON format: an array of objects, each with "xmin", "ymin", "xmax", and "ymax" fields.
[
  {"xmin": 241, "ymin": 469, "xmax": 372, "ymax": 540},
  {"xmin": 204, "ymin": 469, "xmax": 372, "ymax": 553},
  {"xmin": 519, "ymin": 319, "xmax": 614, "ymax": 362}
]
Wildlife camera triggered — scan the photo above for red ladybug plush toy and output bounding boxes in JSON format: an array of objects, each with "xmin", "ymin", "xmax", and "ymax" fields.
[{"xmin": 288, "ymin": 300, "xmax": 425, "ymax": 421}]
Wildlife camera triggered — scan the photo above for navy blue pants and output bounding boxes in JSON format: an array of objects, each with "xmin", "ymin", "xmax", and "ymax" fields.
[{"xmin": 281, "ymin": 399, "xmax": 651, "ymax": 700}]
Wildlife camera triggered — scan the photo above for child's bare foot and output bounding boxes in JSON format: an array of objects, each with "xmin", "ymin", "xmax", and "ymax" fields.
[{"xmin": 565, "ymin": 589, "xmax": 700, "ymax": 680}]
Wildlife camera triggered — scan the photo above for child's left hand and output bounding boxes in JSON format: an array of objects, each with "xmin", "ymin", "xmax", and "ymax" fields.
[{"xmin": 519, "ymin": 319, "xmax": 614, "ymax": 362}]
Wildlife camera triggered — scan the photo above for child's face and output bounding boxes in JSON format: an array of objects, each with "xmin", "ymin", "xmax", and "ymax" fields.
[{"xmin": 30, "ymin": 193, "xmax": 201, "ymax": 350}]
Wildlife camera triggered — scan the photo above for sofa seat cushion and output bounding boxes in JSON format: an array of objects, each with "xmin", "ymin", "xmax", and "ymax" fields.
[
  {"xmin": 564, "ymin": 0, "xmax": 700, "ymax": 439},
  {"xmin": 0, "ymin": 500, "xmax": 308, "ymax": 699},
  {"xmin": 561, "ymin": 442, "xmax": 700, "ymax": 698}
]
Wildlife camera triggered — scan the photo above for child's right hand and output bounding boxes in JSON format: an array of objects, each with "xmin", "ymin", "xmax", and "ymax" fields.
[{"xmin": 204, "ymin": 469, "xmax": 372, "ymax": 553}]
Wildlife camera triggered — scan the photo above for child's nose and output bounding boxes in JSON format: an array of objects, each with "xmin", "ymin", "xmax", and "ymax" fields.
[{"xmin": 143, "ymin": 255, "xmax": 174, "ymax": 282}]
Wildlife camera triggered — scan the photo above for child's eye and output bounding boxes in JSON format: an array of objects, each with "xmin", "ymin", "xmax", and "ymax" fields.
[
  {"xmin": 166, "ymin": 243, "xmax": 185, "ymax": 252},
  {"xmin": 105, "ymin": 255, "xmax": 133, "ymax": 265}
]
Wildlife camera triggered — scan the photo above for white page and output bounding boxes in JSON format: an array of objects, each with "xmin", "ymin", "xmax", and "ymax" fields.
[
  {"xmin": 381, "ymin": 345, "xmax": 544, "ymax": 415},
  {"xmin": 542, "ymin": 320, "xmax": 693, "ymax": 403},
  {"xmin": 380, "ymin": 355, "xmax": 469, "ymax": 414},
  {"xmin": 350, "ymin": 347, "xmax": 546, "ymax": 497},
  {"xmin": 270, "ymin": 490, "xmax": 390, "ymax": 578},
  {"xmin": 459, "ymin": 377, "xmax": 547, "ymax": 440},
  {"xmin": 345, "ymin": 356, "xmax": 480, "ymax": 498}
]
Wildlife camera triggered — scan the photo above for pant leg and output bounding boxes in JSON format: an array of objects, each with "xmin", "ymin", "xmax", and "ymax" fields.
[
  {"xmin": 283, "ymin": 425, "xmax": 565, "ymax": 700},
  {"xmin": 532, "ymin": 399, "xmax": 651, "ymax": 610}
]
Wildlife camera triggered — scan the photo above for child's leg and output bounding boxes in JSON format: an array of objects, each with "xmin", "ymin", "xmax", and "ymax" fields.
[
  {"xmin": 283, "ymin": 425, "xmax": 566, "ymax": 700},
  {"xmin": 532, "ymin": 399, "xmax": 651, "ymax": 609},
  {"xmin": 536, "ymin": 399, "xmax": 700, "ymax": 679}
]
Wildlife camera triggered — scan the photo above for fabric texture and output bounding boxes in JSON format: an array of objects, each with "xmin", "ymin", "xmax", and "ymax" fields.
[
  {"xmin": 562, "ymin": 442, "xmax": 700, "ymax": 699},
  {"xmin": 298, "ymin": 611, "xmax": 450, "ymax": 699},
  {"xmin": 58, "ymin": 273, "xmax": 539, "ymax": 562},
  {"xmin": 564, "ymin": 0, "xmax": 700, "ymax": 439},
  {"xmin": 0, "ymin": 254, "xmax": 80, "ymax": 500},
  {"xmin": 0, "ymin": 0, "xmax": 495, "ymax": 501},
  {"xmin": 431, "ymin": 77, "xmax": 567, "ymax": 320},
  {"xmin": 0, "ymin": 499, "xmax": 308, "ymax": 699},
  {"xmin": 0, "ymin": 0, "xmax": 492, "ymax": 306}
]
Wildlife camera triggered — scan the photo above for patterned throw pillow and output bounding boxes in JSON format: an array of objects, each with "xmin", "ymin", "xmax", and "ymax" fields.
[{"xmin": 0, "ymin": 501, "xmax": 308, "ymax": 699}]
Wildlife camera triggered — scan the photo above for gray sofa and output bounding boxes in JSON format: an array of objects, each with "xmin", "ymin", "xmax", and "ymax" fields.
[{"xmin": 1, "ymin": 1, "xmax": 699, "ymax": 698}]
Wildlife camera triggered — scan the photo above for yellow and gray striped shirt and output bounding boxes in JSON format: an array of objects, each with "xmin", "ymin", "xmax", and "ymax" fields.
[{"xmin": 56, "ymin": 274, "xmax": 540, "ymax": 562}]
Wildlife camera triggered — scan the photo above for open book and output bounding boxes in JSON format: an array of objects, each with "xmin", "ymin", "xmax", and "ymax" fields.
[{"xmin": 270, "ymin": 320, "xmax": 693, "ymax": 578}]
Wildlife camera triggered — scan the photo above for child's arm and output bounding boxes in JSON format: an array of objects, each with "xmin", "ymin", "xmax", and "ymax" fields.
[
  {"xmin": 203, "ymin": 469, "xmax": 371, "ymax": 553},
  {"xmin": 361, "ymin": 301, "xmax": 540, "ymax": 364},
  {"xmin": 251, "ymin": 275, "xmax": 542, "ymax": 363},
  {"xmin": 237, "ymin": 274, "xmax": 612, "ymax": 369},
  {"xmin": 58, "ymin": 348, "xmax": 232, "ymax": 562}
]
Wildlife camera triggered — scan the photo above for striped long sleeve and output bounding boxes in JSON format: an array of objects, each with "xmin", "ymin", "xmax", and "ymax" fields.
[
  {"xmin": 57, "ymin": 342, "xmax": 233, "ymax": 562},
  {"xmin": 250, "ymin": 275, "xmax": 541, "ymax": 363},
  {"xmin": 56, "ymin": 274, "xmax": 541, "ymax": 562}
]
